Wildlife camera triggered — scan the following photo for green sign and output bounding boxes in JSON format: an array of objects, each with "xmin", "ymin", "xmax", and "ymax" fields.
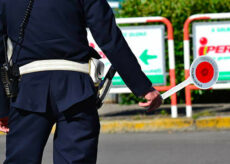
[
  {"xmin": 139, "ymin": 49, "xmax": 157, "ymax": 65},
  {"xmin": 87, "ymin": 25, "xmax": 166, "ymax": 93}
]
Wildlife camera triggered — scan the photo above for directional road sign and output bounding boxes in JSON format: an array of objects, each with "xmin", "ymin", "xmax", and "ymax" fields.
[{"xmin": 87, "ymin": 25, "xmax": 166, "ymax": 91}]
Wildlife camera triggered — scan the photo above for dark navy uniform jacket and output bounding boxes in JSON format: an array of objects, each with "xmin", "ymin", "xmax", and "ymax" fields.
[{"xmin": 0, "ymin": 0, "xmax": 153, "ymax": 117}]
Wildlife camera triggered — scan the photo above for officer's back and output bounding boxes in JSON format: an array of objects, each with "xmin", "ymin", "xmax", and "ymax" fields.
[{"xmin": 6, "ymin": 0, "xmax": 91, "ymax": 66}]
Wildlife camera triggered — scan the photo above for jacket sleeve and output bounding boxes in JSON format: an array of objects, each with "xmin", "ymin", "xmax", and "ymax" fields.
[
  {"xmin": 0, "ymin": 1, "xmax": 9, "ymax": 118},
  {"xmin": 83, "ymin": 0, "xmax": 154, "ymax": 96}
]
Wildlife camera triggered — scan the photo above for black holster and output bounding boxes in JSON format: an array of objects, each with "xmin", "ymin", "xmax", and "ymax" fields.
[{"xmin": 0, "ymin": 64, "xmax": 20, "ymax": 98}]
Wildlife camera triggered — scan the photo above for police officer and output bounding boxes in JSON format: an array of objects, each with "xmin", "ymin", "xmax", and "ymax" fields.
[{"xmin": 0, "ymin": 0, "xmax": 162, "ymax": 163}]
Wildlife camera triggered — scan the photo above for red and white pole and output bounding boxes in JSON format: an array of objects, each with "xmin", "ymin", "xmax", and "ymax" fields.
[{"xmin": 117, "ymin": 17, "xmax": 178, "ymax": 118}]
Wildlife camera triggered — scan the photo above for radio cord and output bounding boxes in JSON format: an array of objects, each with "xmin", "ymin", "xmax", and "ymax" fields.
[{"xmin": 10, "ymin": 0, "xmax": 35, "ymax": 65}]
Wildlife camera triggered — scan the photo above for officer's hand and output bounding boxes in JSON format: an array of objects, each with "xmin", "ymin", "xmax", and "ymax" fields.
[
  {"xmin": 139, "ymin": 89, "xmax": 162, "ymax": 112},
  {"xmin": 0, "ymin": 117, "xmax": 9, "ymax": 133}
]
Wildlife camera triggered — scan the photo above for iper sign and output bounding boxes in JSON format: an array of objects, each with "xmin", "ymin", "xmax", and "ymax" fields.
[
  {"xmin": 193, "ymin": 21, "xmax": 230, "ymax": 82},
  {"xmin": 198, "ymin": 37, "xmax": 230, "ymax": 55}
]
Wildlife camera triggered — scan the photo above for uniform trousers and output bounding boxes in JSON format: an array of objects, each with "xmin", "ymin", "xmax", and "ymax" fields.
[{"xmin": 4, "ymin": 95, "xmax": 100, "ymax": 164}]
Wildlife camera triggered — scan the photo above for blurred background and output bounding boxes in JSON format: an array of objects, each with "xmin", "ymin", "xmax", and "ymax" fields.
[
  {"xmin": 2, "ymin": 0, "xmax": 230, "ymax": 164},
  {"xmin": 103, "ymin": 0, "xmax": 230, "ymax": 117}
]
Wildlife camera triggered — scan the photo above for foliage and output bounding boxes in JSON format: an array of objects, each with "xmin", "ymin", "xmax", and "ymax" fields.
[
  {"xmin": 119, "ymin": 93, "xmax": 146, "ymax": 105},
  {"xmin": 116, "ymin": 0, "xmax": 230, "ymax": 104},
  {"xmin": 160, "ymin": 109, "xmax": 168, "ymax": 116},
  {"xmin": 192, "ymin": 110, "xmax": 215, "ymax": 120}
]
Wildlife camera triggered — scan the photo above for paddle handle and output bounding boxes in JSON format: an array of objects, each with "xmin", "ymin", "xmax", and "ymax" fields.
[{"xmin": 161, "ymin": 77, "xmax": 193, "ymax": 100}]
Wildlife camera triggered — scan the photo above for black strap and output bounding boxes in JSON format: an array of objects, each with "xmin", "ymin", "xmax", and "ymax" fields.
[
  {"xmin": 0, "ymin": 0, "xmax": 36, "ymax": 98},
  {"xmin": 10, "ymin": 0, "xmax": 35, "ymax": 64}
]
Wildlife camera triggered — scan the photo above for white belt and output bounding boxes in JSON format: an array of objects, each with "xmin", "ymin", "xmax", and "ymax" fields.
[{"xmin": 19, "ymin": 60, "xmax": 89, "ymax": 75}]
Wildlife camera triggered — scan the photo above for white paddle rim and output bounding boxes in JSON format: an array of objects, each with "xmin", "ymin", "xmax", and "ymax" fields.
[
  {"xmin": 190, "ymin": 56, "xmax": 219, "ymax": 89},
  {"xmin": 161, "ymin": 56, "xmax": 219, "ymax": 100}
]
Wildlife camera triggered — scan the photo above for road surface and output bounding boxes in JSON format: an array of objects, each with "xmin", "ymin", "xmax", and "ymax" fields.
[{"xmin": 1, "ymin": 131, "xmax": 230, "ymax": 164}]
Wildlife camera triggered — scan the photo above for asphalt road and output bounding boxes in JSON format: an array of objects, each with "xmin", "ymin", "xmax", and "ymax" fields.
[{"xmin": 1, "ymin": 131, "xmax": 230, "ymax": 164}]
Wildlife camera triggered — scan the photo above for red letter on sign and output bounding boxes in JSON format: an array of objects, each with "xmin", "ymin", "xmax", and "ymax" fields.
[
  {"xmin": 99, "ymin": 51, "xmax": 107, "ymax": 59},
  {"xmin": 216, "ymin": 46, "xmax": 225, "ymax": 53},
  {"xmin": 89, "ymin": 43, "xmax": 95, "ymax": 49},
  {"xmin": 225, "ymin": 45, "xmax": 230, "ymax": 53},
  {"xmin": 207, "ymin": 46, "xmax": 215, "ymax": 53}
]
